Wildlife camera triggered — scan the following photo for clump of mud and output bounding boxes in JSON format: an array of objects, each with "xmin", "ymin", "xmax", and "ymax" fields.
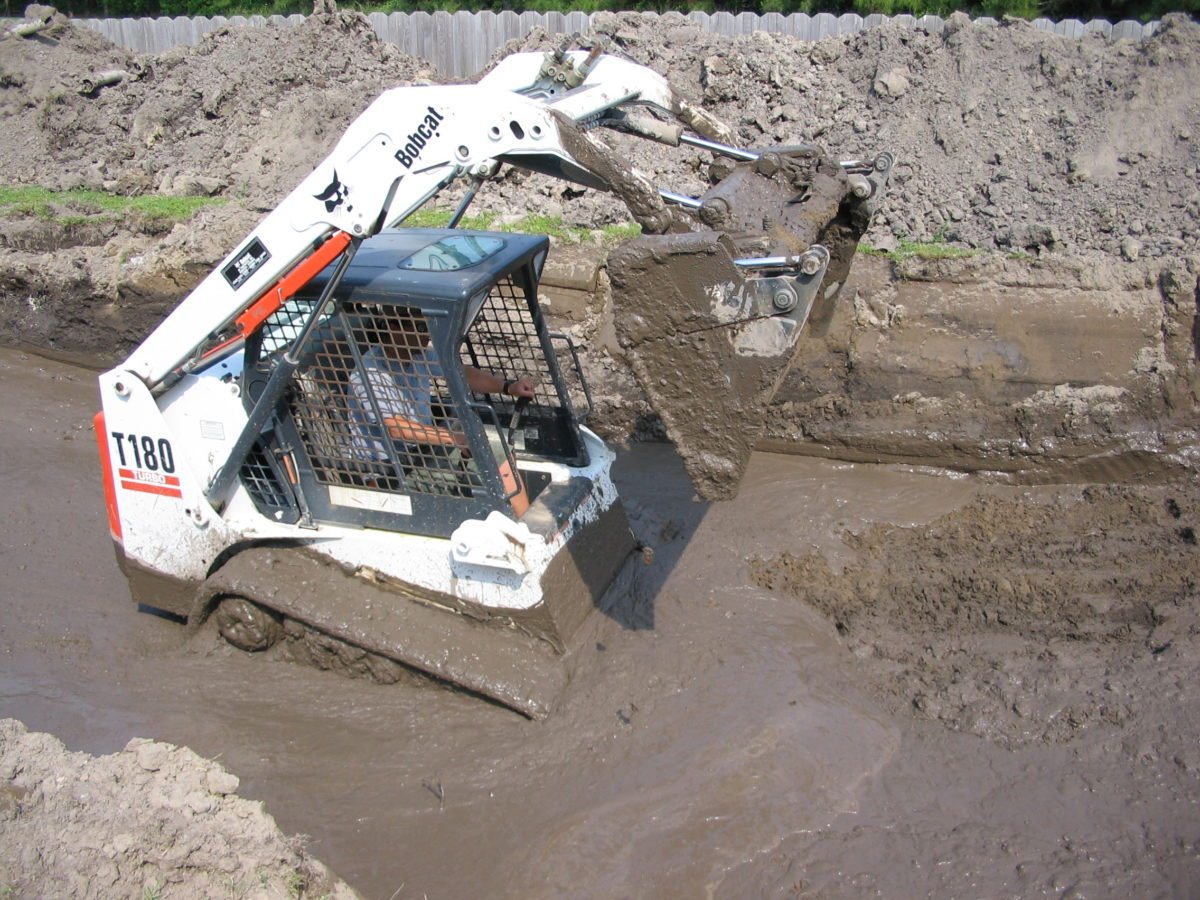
[
  {"xmin": 0, "ymin": 718, "xmax": 358, "ymax": 898},
  {"xmin": 485, "ymin": 12, "xmax": 1200, "ymax": 260},
  {"xmin": 751, "ymin": 481, "xmax": 1200, "ymax": 751}
]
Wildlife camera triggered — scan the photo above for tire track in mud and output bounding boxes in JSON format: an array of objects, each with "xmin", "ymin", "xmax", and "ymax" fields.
[{"xmin": 752, "ymin": 482, "xmax": 1200, "ymax": 749}]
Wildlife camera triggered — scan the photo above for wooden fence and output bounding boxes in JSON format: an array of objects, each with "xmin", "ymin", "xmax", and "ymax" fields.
[{"xmin": 75, "ymin": 10, "xmax": 1161, "ymax": 79}]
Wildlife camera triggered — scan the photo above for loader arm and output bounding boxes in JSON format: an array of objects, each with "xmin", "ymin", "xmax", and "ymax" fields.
[{"xmin": 113, "ymin": 43, "xmax": 891, "ymax": 501}]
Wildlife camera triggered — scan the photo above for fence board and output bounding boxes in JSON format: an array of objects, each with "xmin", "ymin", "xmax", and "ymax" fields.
[
  {"xmin": 838, "ymin": 13, "xmax": 865, "ymax": 35},
  {"xmin": 74, "ymin": 10, "xmax": 1161, "ymax": 79}
]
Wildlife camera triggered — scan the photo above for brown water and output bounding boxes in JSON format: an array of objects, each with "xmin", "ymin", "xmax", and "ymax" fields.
[{"xmin": 3, "ymin": 347, "xmax": 1196, "ymax": 898}]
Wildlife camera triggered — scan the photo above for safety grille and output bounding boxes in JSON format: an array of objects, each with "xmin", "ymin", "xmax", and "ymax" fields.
[
  {"xmin": 260, "ymin": 298, "xmax": 319, "ymax": 354},
  {"xmin": 239, "ymin": 440, "xmax": 292, "ymax": 510},
  {"xmin": 461, "ymin": 276, "xmax": 560, "ymax": 409},
  {"xmin": 288, "ymin": 303, "xmax": 485, "ymax": 498}
]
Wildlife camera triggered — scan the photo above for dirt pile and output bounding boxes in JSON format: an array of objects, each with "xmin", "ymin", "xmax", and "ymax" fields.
[
  {"xmin": 0, "ymin": 2, "xmax": 434, "ymax": 207},
  {"xmin": 0, "ymin": 718, "xmax": 358, "ymax": 898},
  {"xmin": 6, "ymin": 5, "xmax": 1197, "ymax": 261},
  {"xmin": 485, "ymin": 12, "xmax": 1200, "ymax": 261},
  {"xmin": 751, "ymin": 480, "xmax": 1200, "ymax": 750},
  {"xmin": 0, "ymin": 2, "xmax": 435, "ymax": 354}
]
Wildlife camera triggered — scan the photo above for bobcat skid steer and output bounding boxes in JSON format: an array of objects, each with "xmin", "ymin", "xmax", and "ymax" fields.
[{"xmin": 93, "ymin": 43, "xmax": 891, "ymax": 716}]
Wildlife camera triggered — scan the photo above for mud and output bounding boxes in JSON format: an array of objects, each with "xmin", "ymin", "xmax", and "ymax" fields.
[
  {"xmin": 764, "ymin": 251, "xmax": 1200, "ymax": 477},
  {"xmin": 610, "ymin": 232, "xmax": 771, "ymax": 499},
  {"xmin": 3, "ymin": 346, "xmax": 1200, "ymax": 897},
  {"xmin": 197, "ymin": 545, "xmax": 573, "ymax": 719},
  {"xmin": 752, "ymin": 482, "xmax": 1200, "ymax": 747},
  {"xmin": 607, "ymin": 144, "xmax": 881, "ymax": 500}
]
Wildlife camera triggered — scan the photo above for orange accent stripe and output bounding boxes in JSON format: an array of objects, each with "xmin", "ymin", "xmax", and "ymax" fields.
[
  {"xmin": 233, "ymin": 231, "xmax": 353, "ymax": 338},
  {"xmin": 499, "ymin": 459, "xmax": 530, "ymax": 519},
  {"xmin": 119, "ymin": 480, "xmax": 183, "ymax": 499},
  {"xmin": 93, "ymin": 412, "xmax": 122, "ymax": 540},
  {"xmin": 118, "ymin": 468, "xmax": 180, "ymax": 487}
]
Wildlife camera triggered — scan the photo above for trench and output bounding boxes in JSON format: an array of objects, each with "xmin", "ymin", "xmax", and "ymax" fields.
[{"xmin": 2, "ymin": 346, "xmax": 1198, "ymax": 898}]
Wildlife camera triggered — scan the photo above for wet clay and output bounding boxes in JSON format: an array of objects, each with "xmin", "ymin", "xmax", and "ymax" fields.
[
  {"xmin": 4, "ymin": 347, "xmax": 1200, "ymax": 897},
  {"xmin": 609, "ymin": 232, "xmax": 771, "ymax": 499},
  {"xmin": 752, "ymin": 482, "xmax": 1200, "ymax": 747},
  {"xmin": 766, "ymin": 252, "xmax": 1200, "ymax": 477}
]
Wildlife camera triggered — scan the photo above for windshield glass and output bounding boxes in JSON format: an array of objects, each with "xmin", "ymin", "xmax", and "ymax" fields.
[{"xmin": 398, "ymin": 234, "xmax": 505, "ymax": 272}]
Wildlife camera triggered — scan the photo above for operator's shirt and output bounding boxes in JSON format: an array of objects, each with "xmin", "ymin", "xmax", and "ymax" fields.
[{"xmin": 347, "ymin": 344, "xmax": 437, "ymax": 460}]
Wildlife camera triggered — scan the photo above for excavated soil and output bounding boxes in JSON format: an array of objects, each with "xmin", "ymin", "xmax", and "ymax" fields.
[
  {"xmin": 0, "ymin": 720, "xmax": 358, "ymax": 899},
  {"xmin": 485, "ymin": 10, "xmax": 1200, "ymax": 260},
  {"xmin": 0, "ymin": 2, "xmax": 435, "ymax": 205},
  {"xmin": 2, "ymin": 4, "xmax": 1200, "ymax": 898}
]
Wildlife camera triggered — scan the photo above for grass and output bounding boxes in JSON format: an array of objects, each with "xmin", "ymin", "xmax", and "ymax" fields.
[
  {"xmin": 286, "ymin": 869, "xmax": 305, "ymax": 898},
  {"xmin": 399, "ymin": 206, "xmax": 641, "ymax": 244},
  {"xmin": 0, "ymin": 185, "xmax": 225, "ymax": 224},
  {"xmin": 858, "ymin": 237, "xmax": 979, "ymax": 262}
]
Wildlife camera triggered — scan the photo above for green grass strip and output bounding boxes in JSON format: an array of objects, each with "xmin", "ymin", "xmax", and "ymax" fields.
[
  {"xmin": 0, "ymin": 185, "xmax": 225, "ymax": 223},
  {"xmin": 859, "ymin": 238, "xmax": 979, "ymax": 262}
]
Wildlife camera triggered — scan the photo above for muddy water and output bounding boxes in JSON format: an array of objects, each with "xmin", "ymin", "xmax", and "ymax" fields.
[{"xmin": 2, "ymin": 347, "xmax": 1194, "ymax": 897}]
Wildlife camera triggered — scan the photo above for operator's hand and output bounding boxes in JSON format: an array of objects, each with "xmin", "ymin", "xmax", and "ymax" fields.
[
  {"xmin": 505, "ymin": 376, "xmax": 536, "ymax": 400},
  {"xmin": 452, "ymin": 428, "xmax": 472, "ymax": 458}
]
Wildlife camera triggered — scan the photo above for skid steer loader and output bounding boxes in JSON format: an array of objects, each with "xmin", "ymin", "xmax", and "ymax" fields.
[{"xmin": 93, "ymin": 40, "xmax": 891, "ymax": 716}]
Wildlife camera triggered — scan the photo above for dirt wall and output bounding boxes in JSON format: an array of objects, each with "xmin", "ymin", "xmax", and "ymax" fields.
[
  {"xmin": 766, "ymin": 252, "xmax": 1200, "ymax": 476},
  {"xmin": 542, "ymin": 247, "xmax": 1200, "ymax": 477}
]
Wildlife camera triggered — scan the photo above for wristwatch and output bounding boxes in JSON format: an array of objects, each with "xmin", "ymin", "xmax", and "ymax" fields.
[{"xmin": 502, "ymin": 379, "xmax": 515, "ymax": 395}]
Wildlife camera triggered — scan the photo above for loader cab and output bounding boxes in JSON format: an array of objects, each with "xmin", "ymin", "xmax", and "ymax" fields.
[{"xmin": 237, "ymin": 228, "xmax": 593, "ymax": 539}]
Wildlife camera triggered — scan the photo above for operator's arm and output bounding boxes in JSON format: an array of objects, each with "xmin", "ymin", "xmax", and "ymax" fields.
[{"xmin": 465, "ymin": 367, "xmax": 536, "ymax": 399}]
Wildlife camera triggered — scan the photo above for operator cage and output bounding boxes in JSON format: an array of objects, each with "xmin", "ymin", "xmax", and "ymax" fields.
[{"xmin": 237, "ymin": 228, "xmax": 594, "ymax": 539}]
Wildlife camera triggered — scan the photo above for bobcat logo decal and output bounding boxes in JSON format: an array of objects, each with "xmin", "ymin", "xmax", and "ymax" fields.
[{"xmin": 314, "ymin": 171, "xmax": 351, "ymax": 213}]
